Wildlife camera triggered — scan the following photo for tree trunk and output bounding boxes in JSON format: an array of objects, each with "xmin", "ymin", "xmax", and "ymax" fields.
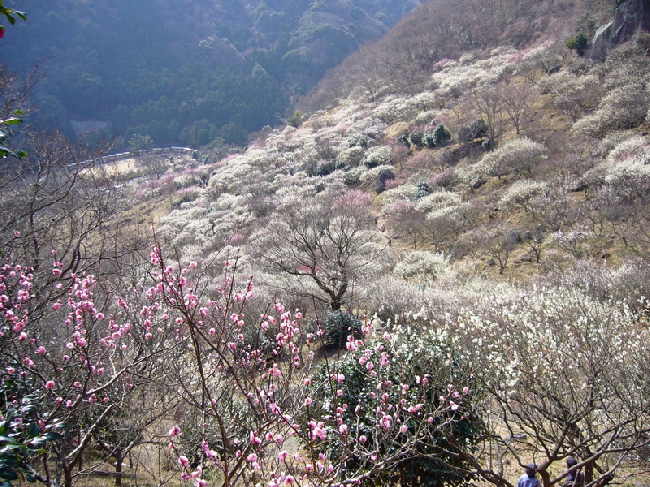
[
  {"xmin": 115, "ymin": 448, "xmax": 123, "ymax": 487},
  {"xmin": 585, "ymin": 461, "xmax": 594, "ymax": 484},
  {"xmin": 64, "ymin": 466, "xmax": 73, "ymax": 487},
  {"xmin": 55, "ymin": 442, "xmax": 64, "ymax": 487},
  {"xmin": 42, "ymin": 452, "xmax": 52, "ymax": 487}
]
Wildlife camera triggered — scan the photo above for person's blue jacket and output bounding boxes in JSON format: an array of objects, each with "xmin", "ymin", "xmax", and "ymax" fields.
[{"xmin": 518, "ymin": 473, "xmax": 542, "ymax": 487}]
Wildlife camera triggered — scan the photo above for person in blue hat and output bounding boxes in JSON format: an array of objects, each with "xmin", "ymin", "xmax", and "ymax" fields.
[{"xmin": 518, "ymin": 464, "xmax": 542, "ymax": 487}]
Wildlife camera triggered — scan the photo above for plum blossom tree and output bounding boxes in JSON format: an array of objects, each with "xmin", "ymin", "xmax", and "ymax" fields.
[
  {"xmin": 439, "ymin": 285, "xmax": 650, "ymax": 487},
  {"xmin": 501, "ymin": 83, "xmax": 535, "ymax": 135},
  {"xmin": 499, "ymin": 181, "xmax": 549, "ymax": 213},
  {"xmin": 0, "ymin": 258, "xmax": 182, "ymax": 487},
  {"xmin": 537, "ymin": 72, "xmax": 600, "ymax": 123},
  {"xmin": 0, "ymin": 127, "xmax": 138, "ymax": 288},
  {"xmin": 384, "ymin": 200, "xmax": 424, "ymax": 250},
  {"xmin": 257, "ymin": 189, "xmax": 384, "ymax": 311},
  {"xmin": 467, "ymin": 137, "xmax": 546, "ymax": 180},
  {"xmin": 470, "ymin": 86, "xmax": 506, "ymax": 149}
]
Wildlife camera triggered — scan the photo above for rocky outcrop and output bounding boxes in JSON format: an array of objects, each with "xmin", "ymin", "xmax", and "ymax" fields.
[
  {"xmin": 591, "ymin": 0, "xmax": 650, "ymax": 58},
  {"xmin": 375, "ymin": 169, "xmax": 395, "ymax": 194}
]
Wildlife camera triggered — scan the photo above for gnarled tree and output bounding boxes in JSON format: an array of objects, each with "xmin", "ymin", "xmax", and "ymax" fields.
[{"xmin": 257, "ymin": 189, "xmax": 384, "ymax": 311}]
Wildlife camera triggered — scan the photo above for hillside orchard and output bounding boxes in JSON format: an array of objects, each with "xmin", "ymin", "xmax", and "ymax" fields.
[{"xmin": 3, "ymin": 0, "xmax": 650, "ymax": 486}]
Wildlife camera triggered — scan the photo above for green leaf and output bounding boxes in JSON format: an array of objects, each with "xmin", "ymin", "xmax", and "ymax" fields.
[
  {"xmin": 16, "ymin": 12, "xmax": 25, "ymax": 21},
  {"xmin": 2, "ymin": 118, "xmax": 22, "ymax": 125},
  {"xmin": 28, "ymin": 438, "xmax": 47, "ymax": 448},
  {"xmin": 18, "ymin": 405, "xmax": 35, "ymax": 415},
  {"xmin": 0, "ymin": 443, "xmax": 23, "ymax": 452},
  {"xmin": 0, "ymin": 452, "xmax": 12, "ymax": 461},
  {"xmin": 0, "ymin": 467, "xmax": 18, "ymax": 481},
  {"xmin": 0, "ymin": 454, "xmax": 17, "ymax": 466},
  {"xmin": 28, "ymin": 433, "xmax": 60, "ymax": 447},
  {"xmin": 27, "ymin": 423, "xmax": 39, "ymax": 438}
]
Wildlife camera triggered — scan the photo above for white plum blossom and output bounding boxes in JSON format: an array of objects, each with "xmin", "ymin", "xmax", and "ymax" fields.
[
  {"xmin": 499, "ymin": 180, "xmax": 549, "ymax": 210},
  {"xmin": 393, "ymin": 251, "xmax": 449, "ymax": 281},
  {"xmin": 415, "ymin": 191, "xmax": 462, "ymax": 213}
]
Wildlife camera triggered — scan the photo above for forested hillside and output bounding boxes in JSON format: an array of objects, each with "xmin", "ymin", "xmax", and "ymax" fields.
[
  {"xmin": 0, "ymin": 0, "xmax": 419, "ymax": 147},
  {"xmin": 2, "ymin": 0, "xmax": 650, "ymax": 486}
]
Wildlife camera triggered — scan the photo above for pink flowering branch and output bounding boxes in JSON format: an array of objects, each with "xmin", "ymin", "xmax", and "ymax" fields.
[
  {"xmin": 0, "ymin": 255, "xmax": 185, "ymax": 487},
  {"xmin": 142, "ymin": 247, "xmax": 477, "ymax": 487}
]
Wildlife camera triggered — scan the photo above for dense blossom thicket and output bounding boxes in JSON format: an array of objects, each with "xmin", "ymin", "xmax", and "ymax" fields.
[
  {"xmin": 0, "ymin": 249, "xmax": 476, "ymax": 487},
  {"xmin": 4, "ymin": 246, "xmax": 649, "ymax": 487}
]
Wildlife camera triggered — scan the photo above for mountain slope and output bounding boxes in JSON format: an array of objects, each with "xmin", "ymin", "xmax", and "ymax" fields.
[{"xmin": 114, "ymin": 0, "xmax": 650, "ymax": 316}]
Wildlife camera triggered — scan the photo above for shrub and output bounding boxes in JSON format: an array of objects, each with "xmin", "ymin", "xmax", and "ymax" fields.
[
  {"xmin": 566, "ymin": 32, "xmax": 589, "ymax": 56},
  {"xmin": 423, "ymin": 131, "xmax": 437, "ymax": 148},
  {"xmin": 304, "ymin": 329, "xmax": 481, "ymax": 487},
  {"xmin": 288, "ymin": 111, "xmax": 303, "ymax": 128},
  {"xmin": 316, "ymin": 160, "xmax": 337, "ymax": 177},
  {"xmin": 0, "ymin": 385, "xmax": 62, "ymax": 484},
  {"xmin": 414, "ymin": 124, "xmax": 452, "ymax": 148},
  {"xmin": 376, "ymin": 169, "xmax": 395, "ymax": 193},
  {"xmin": 363, "ymin": 146, "xmax": 392, "ymax": 168},
  {"xmin": 394, "ymin": 250, "xmax": 448, "ymax": 280},
  {"xmin": 408, "ymin": 129, "xmax": 425, "ymax": 147},
  {"xmin": 573, "ymin": 83, "xmax": 649, "ymax": 137},
  {"xmin": 414, "ymin": 181, "xmax": 432, "ymax": 199},
  {"xmin": 317, "ymin": 310, "xmax": 363, "ymax": 349},
  {"xmin": 432, "ymin": 124, "xmax": 452, "ymax": 146},
  {"xmin": 469, "ymin": 119, "xmax": 488, "ymax": 140}
]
